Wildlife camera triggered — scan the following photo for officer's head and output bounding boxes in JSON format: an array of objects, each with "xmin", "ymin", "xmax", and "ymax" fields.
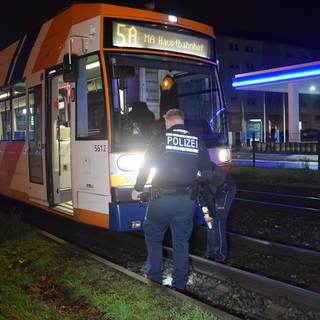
[{"xmin": 163, "ymin": 108, "xmax": 184, "ymax": 129}]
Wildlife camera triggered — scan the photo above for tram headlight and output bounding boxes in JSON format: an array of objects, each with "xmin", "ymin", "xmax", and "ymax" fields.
[
  {"xmin": 168, "ymin": 15, "xmax": 178, "ymax": 23},
  {"xmin": 218, "ymin": 148, "xmax": 231, "ymax": 163},
  {"xmin": 117, "ymin": 154, "xmax": 144, "ymax": 171}
]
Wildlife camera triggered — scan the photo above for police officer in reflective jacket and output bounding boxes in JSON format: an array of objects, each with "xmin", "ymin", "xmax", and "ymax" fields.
[
  {"xmin": 199, "ymin": 162, "xmax": 236, "ymax": 262},
  {"xmin": 131, "ymin": 109, "xmax": 212, "ymax": 290}
]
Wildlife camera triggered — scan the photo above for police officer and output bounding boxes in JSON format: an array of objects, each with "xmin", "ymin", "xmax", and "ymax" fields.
[
  {"xmin": 131, "ymin": 109, "xmax": 212, "ymax": 290},
  {"xmin": 201, "ymin": 163, "xmax": 237, "ymax": 262}
]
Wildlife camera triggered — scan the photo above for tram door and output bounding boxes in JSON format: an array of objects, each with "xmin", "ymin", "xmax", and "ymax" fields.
[
  {"xmin": 70, "ymin": 54, "xmax": 110, "ymax": 215},
  {"xmin": 47, "ymin": 72, "xmax": 72, "ymax": 208}
]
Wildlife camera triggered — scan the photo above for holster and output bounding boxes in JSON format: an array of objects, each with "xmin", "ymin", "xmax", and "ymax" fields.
[
  {"xmin": 152, "ymin": 188, "xmax": 161, "ymax": 200},
  {"xmin": 139, "ymin": 192, "xmax": 150, "ymax": 202},
  {"xmin": 190, "ymin": 181, "xmax": 200, "ymax": 201}
]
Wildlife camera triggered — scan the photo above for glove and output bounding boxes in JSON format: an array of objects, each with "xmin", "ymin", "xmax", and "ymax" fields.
[
  {"xmin": 203, "ymin": 213, "xmax": 213, "ymax": 223},
  {"xmin": 131, "ymin": 189, "xmax": 142, "ymax": 201}
]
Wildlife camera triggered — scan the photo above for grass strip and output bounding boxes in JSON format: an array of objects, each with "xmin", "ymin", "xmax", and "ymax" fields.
[
  {"xmin": 230, "ymin": 166, "xmax": 319, "ymax": 189},
  {"xmin": 0, "ymin": 214, "xmax": 220, "ymax": 320}
]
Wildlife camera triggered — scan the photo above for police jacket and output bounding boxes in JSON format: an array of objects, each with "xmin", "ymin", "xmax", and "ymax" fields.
[
  {"xmin": 134, "ymin": 124, "xmax": 212, "ymax": 192},
  {"xmin": 208, "ymin": 162, "xmax": 235, "ymax": 195},
  {"xmin": 198, "ymin": 162, "xmax": 236, "ymax": 217}
]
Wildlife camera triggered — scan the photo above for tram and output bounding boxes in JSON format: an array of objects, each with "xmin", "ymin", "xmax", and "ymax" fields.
[{"xmin": 0, "ymin": 3, "xmax": 231, "ymax": 231}]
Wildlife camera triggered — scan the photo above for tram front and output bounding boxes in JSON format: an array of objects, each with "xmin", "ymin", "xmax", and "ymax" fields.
[{"xmin": 104, "ymin": 20, "xmax": 231, "ymax": 231}]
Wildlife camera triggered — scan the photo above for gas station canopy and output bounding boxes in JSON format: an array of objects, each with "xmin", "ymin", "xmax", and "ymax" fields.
[
  {"xmin": 231, "ymin": 60, "xmax": 320, "ymax": 142},
  {"xmin": 232, "ymin": 60, "xmax": 320, "ymax": 94}
]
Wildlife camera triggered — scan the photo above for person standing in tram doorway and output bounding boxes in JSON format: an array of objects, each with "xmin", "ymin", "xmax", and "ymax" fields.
[{"xmin": 131, "ymin": 109, "xmax": 212, "ymax": 290}]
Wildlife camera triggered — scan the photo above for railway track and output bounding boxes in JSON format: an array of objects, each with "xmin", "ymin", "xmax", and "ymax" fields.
[
  {"xmin": 36, "ymin": 229, "xmax": 239, "ymax": 320},
  {"xmin": 2, "ymin": 191, "xmax": 320, "ymax": 319},
  {"xmin": 228, "ymin": 231, "xmax": 320, "ymax": 269},
  {"xmin": 110, "ymin": 228, "xmax": 320, "ymax": 318},
  {"xmin": 185, "ymin": 250, "xmax": 320, "ymax": 315},
  {"xmin": 33, "ymin": 217, "xmax": 320, "ymax": 320},
  {"xmin": 229, "ymin": 189, "xmax": 320, "ymax": 252},
  {"xmin": 236, "ymin": 188, "xmax": 320, "ymax": 212},
  {"xmin": 189, "ymin": 226, "xmax": 320, "ymax": 289}
]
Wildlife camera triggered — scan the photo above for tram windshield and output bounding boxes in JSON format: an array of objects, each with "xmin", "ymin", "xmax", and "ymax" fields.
[{"xmin": 106, "ymin": 53, "xmax": 227, "ymax": 152}]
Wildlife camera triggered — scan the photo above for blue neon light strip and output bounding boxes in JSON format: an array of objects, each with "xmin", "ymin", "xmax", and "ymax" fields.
[{"xmin": 232, "ymin": 64, "xmax": 320, "ymax": 88}]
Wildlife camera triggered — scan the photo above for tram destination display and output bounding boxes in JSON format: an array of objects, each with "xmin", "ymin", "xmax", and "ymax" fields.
[{"xmin": 112, "ymin": 21, "xmax": 211, "ymax": 59}]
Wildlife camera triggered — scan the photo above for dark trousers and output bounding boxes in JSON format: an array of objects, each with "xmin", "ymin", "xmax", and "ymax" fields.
[
  {"xmin": 144, "ymin": 193, "xmax": 194, "ymax": 289},
  {"xmin": 205, "ymin": 185, "xmax": 236, "ymax": 262}
]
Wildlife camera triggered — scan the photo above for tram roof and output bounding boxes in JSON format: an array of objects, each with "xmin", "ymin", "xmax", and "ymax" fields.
[{"xmin": 231, "ymin": 60, "xmax": 320, "ymax": 94}]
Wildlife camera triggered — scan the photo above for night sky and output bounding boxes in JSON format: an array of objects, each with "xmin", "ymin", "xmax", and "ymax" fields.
[{"xmin": 2, "ymin": 0, "xmax": 320, "ymax": 50}]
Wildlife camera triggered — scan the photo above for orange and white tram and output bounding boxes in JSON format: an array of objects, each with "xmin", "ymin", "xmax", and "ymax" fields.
[{"xmin": 0, "ymin": 3, "xmax": 231, "ymax": 231}]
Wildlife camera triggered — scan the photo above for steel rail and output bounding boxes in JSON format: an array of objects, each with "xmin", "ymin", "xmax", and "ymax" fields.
[
  {"xmin": 237, "ymin": 188, "xmax": 320, "ymax": 201},
  {"xmin": 163, "ymin": 246, "xmax": 320, "ymax": 313},
  {"xmin": 235, "ymin": 197, "xmax": 320, "ymax": 212},
  {"xmin": 36, "ymin": 229, "xmax": 241, "ymax": 320},
  {"xmin": 228, "ymin": 231, "xmax": 320, "ymax": 266}
]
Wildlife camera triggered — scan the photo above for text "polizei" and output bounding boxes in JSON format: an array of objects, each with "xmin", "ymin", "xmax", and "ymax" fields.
[{"xmin": 165, "ymin": 132, "xmax": 199, "ymax": 154}]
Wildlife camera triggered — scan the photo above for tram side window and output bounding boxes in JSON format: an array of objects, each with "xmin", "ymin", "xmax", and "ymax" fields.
[
  {"xmin": 12, "ymin": 82, "xmax": 26, "ymax": 141},
  {"xmin": 0, "ymin": 87, "xmax": 11, "ymax": 141},
  {"xmin": 76, "ymin": 54, "xmax": 107, "ymax": 140},
  {"xmin": 28, "ymin": 85, "xmax": 43, "ymax": 184}
]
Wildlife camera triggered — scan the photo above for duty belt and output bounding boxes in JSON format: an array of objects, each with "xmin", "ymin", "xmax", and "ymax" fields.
[{"xmin": 159, "ymin": 187, "xmax": 190, "ymax": 195}]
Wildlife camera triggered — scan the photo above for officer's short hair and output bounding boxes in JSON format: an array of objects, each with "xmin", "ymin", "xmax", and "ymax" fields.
[{"xmin": 163, "ymin": 109, "xmax": 184, "ymax": 121}]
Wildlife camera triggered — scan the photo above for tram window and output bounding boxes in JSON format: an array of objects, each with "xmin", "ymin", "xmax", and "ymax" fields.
[
  {"xmin": 12, "ymin": 82, "xmax": 26, "ymax": 141},
  {"xmin": 28, "ymin": 86, "xmax": 42, "ymax": 143},
  {"xmin": 28, "ymin": 85, "xmax": 43, "ymax": 184},
  {"xmin": 108, "ymin": 53, "xmax": 228, "ymax": 151},
  {"xmin": 0, "ymin": 87, "xmax": 11, "ymax": 141},
  {"xmin": 76, "ymin": 54, "xmax": 107, "ymax": 140},
  {"xmin": 176, "ymin": 73, "xmax": 225, "ymax": 145}
]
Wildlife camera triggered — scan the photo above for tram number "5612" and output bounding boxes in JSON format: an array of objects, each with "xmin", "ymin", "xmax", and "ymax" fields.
[{"xmin": 94, "ymin": 144, "xmax": 107, "ymax": 152}]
